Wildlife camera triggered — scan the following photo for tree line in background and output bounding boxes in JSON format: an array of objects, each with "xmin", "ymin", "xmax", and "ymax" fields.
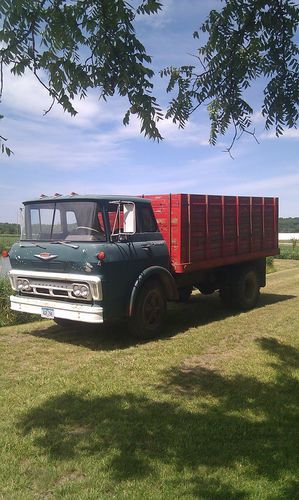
[
  {"xmin": 0, "ymin": 223, "xmax": 20, "ymax": 234},
  {"xmin": 0, "ymin": 218, "xmax": 299, "ymax": 236},
  {"xmin": 279, "ymin": 217, "xmax": 299, "ymax": 233}
]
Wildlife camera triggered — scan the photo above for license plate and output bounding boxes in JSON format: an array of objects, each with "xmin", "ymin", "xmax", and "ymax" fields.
[{"xmin": 41, "ymin": 307, "xmax": 55, "ymax": 319}]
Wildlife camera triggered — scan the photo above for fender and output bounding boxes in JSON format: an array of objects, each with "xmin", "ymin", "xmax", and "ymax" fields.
[{"xmin": 128, "ymin": 266, "xmax": 178, "ymax": 317}]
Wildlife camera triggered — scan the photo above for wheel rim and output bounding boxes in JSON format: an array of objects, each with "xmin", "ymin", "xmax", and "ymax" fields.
[{"xmin": 142, "ymin": 289, "xmax": 164, "ymax": 330}]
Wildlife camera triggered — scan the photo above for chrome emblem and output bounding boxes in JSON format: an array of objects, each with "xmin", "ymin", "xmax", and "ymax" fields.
[{"xmin": 34, "ymin": 253, "xmax": 58, "ymax": 261}]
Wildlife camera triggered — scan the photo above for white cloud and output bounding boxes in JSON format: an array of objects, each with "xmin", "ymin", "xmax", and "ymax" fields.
[
  {"xmin": 2, "ymin": 52, "xmax": 216, "ymax": 154},
  {"xmin": 4, "ymin": 120, "xmax": 129, "ymax": 171},
  {"xmin": 251, "ymin": 111, "xmax": 264, "ymax": 124},
  {"xmin": 224, "ymin": 171, "xmax": 299, "ymax": 195},
  {"xmin": 261, "ymin": 129, "xmax": 299, "ymax": 140},
  {"xmin": 2, "ymin": 67, "xmax": 125, "ymax": 128},
  {"xmin": 135, "ymin": 0, "xmax": 175, "ymax": 28}
]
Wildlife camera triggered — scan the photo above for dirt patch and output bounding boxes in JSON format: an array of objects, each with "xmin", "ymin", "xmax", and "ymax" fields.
[
  {"xmin": 181, "ymin": 350, "xmax": 237, "ymax": 372},
  {"xmin": 56, "ymin": 470, "xmax": 86, "ymax": 485},
  {"xmin": 68, "ymin": 425, "xmax": 91, "ymax": 436}
]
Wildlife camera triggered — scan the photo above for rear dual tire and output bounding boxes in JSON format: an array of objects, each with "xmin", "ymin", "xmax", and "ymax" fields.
[{"xmin": 220, "ymin": 267, "xmax": 260, "ymax": 311}]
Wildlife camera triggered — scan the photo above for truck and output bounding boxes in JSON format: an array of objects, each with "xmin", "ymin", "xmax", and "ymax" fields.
[{"xmin": 8, "ymin": 193, "xmax": 279, "ymax": 338}]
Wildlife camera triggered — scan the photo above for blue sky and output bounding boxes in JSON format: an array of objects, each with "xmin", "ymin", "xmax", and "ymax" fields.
[{"xmin": 1, "ymin": 0, "xmax": 298, "ymax": 222}]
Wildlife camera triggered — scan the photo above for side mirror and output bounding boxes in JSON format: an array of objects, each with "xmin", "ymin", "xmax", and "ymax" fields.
[
  {"xmin": 123, "ymin": 203, "xmax": 136, "ymax": 234},
  {"xmin": 19, "ymin": 206, "xmax": 25, "ymax": 239}
]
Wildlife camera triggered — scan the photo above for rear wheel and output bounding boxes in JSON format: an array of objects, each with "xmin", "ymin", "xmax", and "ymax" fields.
[
  {"xmin": 233, "ymin": 267, "xmax": 260, "ymax": 310},
  {"xmin": 219, "ymin": 286, "xmax": 233, "ymax": 308},
  {"xmin": 129, "ymin": 280, "xmax": 166, "ymax": 339}
]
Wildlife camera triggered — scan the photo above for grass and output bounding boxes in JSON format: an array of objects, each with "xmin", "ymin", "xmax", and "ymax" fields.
[
  {"xmin": 0, "ymin": 260, "xmax": 299, "ymax": 498},
  {"xmin": 277, "ymin": 242, "xmax": 299, "ymax": 260},
  {"xmin": 0, "ymin": 233, "xmax": 20, "ymax": 252},
  {"xmin": 0, "ymin": 277, "xmax": 37, "ymax": 327},
  {"xmin": 266, "ymin": 255, "xmax": 275, "ymax": 273}
]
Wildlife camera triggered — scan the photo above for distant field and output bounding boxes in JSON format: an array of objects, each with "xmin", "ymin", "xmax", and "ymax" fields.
[{"xmin": 0, "ymin": 234, "xmax": 20, "ymax": 252}]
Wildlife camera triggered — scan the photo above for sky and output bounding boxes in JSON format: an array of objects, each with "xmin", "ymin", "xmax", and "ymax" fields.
[{"xmin": 0, "ymin": 0, "xmax": 299, "ymax": 223}]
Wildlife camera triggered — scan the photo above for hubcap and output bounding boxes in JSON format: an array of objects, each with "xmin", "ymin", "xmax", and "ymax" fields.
[{"xmin": 143, "ymin": 290, "xmax": 163, "ymax": 329}]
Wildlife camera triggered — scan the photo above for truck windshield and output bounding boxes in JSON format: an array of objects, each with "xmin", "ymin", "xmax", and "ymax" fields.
[{"xmin": 21, "ymin": 201, "xmax": 106, "ymax": 242}]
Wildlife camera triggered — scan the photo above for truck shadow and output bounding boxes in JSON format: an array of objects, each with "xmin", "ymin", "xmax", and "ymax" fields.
[
  {"xmin": 164, "ymin": 291, "xmax": 296, "ymax": 336},
  {"xmin": 27, "ymin": 291, "xmax": 296, "ymax": 351},
  {"xmin": 16, "ymin": 338, "xmax": 299, "ymax": 497}
]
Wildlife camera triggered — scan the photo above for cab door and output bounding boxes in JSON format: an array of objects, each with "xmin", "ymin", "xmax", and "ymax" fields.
[
  {"xmin": 101, "ymin": 202, "xmax": 169, "ymax": 320},
  {"xmin": 132, "ymin": 203, "xmax": 169, "ymax": 272}
]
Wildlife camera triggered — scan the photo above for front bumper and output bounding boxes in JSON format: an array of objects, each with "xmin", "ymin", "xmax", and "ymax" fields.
[{"xmin": 10, "ymin": 295, "xmax": 103, "ymax": 323}]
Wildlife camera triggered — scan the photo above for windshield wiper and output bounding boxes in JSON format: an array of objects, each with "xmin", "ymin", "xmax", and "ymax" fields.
[
  {"xmin": 51, "ymin": 241, "xmax": 79, "ymax": 249},
  {"xmin": 19, "ymin": 243, "xmax": 47, "ymax": 249}
]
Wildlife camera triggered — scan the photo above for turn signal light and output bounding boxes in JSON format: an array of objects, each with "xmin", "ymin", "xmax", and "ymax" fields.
[{"xmin": 96, "ymin": 251, "xmax": 106, "ymax": 261}]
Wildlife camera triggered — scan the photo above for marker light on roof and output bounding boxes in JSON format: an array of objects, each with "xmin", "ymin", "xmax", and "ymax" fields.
[{"xmin": 70, "ymin": 192, "xmax": 78, "ymax": 196}]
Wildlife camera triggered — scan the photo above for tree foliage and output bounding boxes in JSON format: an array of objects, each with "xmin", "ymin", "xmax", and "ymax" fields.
[
  {"xmin": 0, "ymin": 0, "xmax": 163, "ymax": 154},
  {"xmin": 163, "ymin": 0, "xmax": 299, "ymax": 150},
  {"xmin": 0, "ymin": 0, "xmax": 298, "ymax": 155}
]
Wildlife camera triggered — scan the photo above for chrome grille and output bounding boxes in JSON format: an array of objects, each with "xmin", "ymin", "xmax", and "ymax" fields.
[
  {"xmin": 22, "ymin": 278, "xmax": 91, "ymax": 301},
  {"xmin": 9, "ymin": 270, "xmax": 102, "ymax": 302}
]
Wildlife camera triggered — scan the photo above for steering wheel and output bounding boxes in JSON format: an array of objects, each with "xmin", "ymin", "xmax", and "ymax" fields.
[{"xmin": 72, "ymin": 226, "xmax": 102, "ymax": 234}]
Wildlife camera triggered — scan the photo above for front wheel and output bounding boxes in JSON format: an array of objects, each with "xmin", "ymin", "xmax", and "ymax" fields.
[{"xmin": 129, "ymin": 280, "xmax": 166, "ymax": 339}]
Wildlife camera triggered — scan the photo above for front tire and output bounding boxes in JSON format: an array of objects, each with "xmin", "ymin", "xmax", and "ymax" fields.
[{"xmin": 129, "ymin": 280, "xmax": 166, "ymax": 339}]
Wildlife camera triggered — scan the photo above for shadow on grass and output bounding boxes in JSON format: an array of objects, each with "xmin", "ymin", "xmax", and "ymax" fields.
[
  {"xmin": 18, "ymin": 338, "xmax": 299, "ymax": 497},
  {"xmin": 26, "ymin": 291, "xmax": 296, "ymax": 351}
]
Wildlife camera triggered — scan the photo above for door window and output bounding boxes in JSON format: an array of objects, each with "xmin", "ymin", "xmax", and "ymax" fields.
[{"xmin": 138, "ymin": 205, "xmax": 157, "ymax": 233}]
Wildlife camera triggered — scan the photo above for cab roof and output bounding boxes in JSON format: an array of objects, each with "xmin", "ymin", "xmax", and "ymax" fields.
[{"xmin": 23, "ymin": 194, "xmax": 151, "ymax": 205}]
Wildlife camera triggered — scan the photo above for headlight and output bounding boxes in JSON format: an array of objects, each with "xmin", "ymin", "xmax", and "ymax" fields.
[
  {"xmin": 72, "ymin": 283, "xmax": 89, "ymax": 298},
  {"xmin": 80, "ymin": 285, "xmax": 89, "ymax": 298},
  {"xmin": 16, "ymin": 278, "xmax": 32, "ymax": 291}
]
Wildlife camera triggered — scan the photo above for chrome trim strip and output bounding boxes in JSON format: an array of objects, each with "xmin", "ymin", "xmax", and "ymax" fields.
[
  {"xmin": 9, "ymin": 269, "xmax": 102, "ymax": 300},
  {"xmin": 10, "ymin": 295, "xmax": 103, "ymax": 324}
]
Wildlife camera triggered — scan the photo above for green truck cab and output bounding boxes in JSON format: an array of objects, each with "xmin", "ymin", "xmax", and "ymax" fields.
[{"xmin": 8, "ymin": 195, "xmax": 177, "ymax": 338}]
